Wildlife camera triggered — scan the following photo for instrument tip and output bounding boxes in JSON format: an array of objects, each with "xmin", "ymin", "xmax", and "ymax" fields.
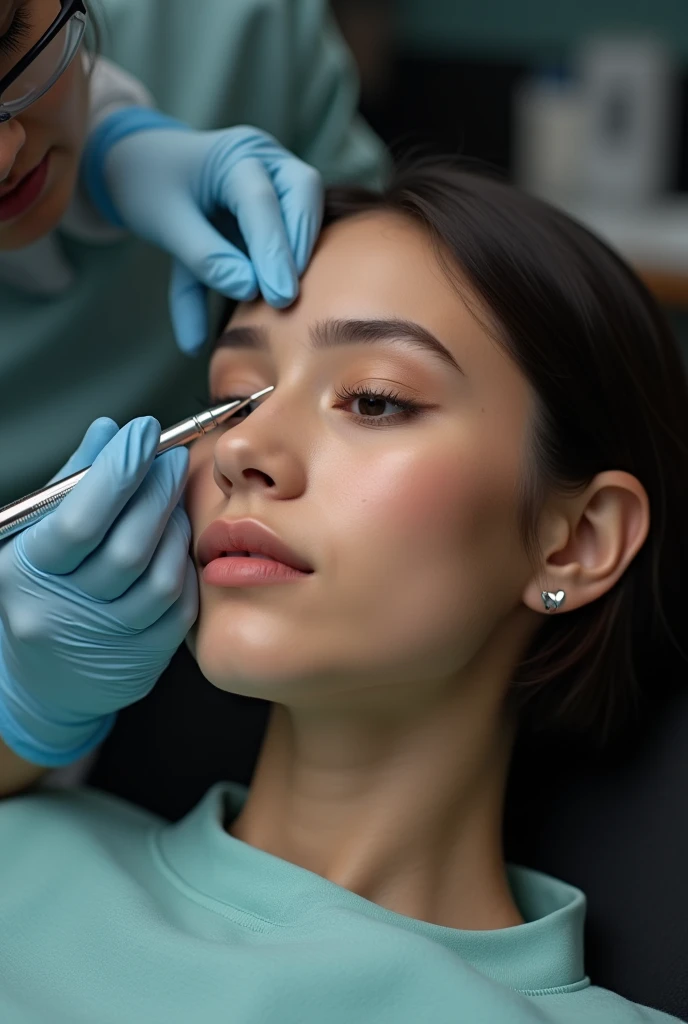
[{"xmin": 208, "ymin": 385, "xmax": 275, "ymax": 424}]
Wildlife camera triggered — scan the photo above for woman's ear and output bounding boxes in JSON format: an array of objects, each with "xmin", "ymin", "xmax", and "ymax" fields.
[{"xmin": 522, "ymin": 471, "xmax": 650, "ymax": 615}]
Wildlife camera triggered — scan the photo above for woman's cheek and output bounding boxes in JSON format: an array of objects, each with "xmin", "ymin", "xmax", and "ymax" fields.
[
  {"xmin": 315, "ymin": 437, "xmax": 519, "ymax": 570},
  {"xmin": 316, "ymin": 441, "xmax": 462, "ymax": 533}
]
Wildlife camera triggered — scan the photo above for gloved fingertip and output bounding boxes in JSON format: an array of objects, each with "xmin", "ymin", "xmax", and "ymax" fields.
[
  {"xmin": 261, "ymin": 266, "xmax": 299, "ymax": 308},
  {"xmin": 125, "ymin": 416, "xmax": 162, "ymax": 464},
  {"xmin": 257, "ymin": 253, "xmax": 299, "ymax": 309},
  {"xmin": 88, "ymin": 416, "xmax": 120, "ymax": 435},
  {"xmin": 265, "ymin": 288, "xmax": 298, "ymax": 310},
  {"xmin": 170, "ymin": 259, "xmax": 211, "ymax": 354},
  {"xmin": 210, "ymin": 272, "xmax": 259, "ymax": 304},
  {"xmin": 135, "ymin": 414, "xmax": 162, "ymax": 440},
  {"xmin": 172, "ymin": 305, "xmax": 209, "ymax": 356},
  {"xmin": 81, "ymin": 418, "xmax": 121, "ymax": 459},
  {"xmin": 73, "ymin": 418, "xmax": 119, "ymax": 456},
  {"xmin": 175, "ymin": 330, "xmax": 205, "ymax": 357},
  {"xmin": 50, "ymin": 418, "xmax": 120, "ymax": 484},
  {"xmin": 177, "ymin": 336, "xmax": 204, "ymax": 357}
]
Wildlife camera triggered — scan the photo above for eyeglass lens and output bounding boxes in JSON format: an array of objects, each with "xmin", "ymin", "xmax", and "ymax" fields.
[{"xmin": 1, "ymin": 2, "xmax": 83, "ymax": 111}]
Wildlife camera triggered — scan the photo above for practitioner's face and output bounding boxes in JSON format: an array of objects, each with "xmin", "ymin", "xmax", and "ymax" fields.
[
  {"xmin": 186, "ymin": 211, "xmax": 538, "ymax": 708},
  {"xmin": 0, "ymin": 1, "xmax": 89, "ymax": 249}
]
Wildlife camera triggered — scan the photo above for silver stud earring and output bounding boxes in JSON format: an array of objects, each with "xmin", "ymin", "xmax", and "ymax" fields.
[{"xmin": 541, "ymin": 590, "xmax": 566, "ymax": 612}]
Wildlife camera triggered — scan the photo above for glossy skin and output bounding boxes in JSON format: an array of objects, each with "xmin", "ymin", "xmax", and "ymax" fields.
[{"xmin": 0, "ymin": 0, "xmax": 89, "ymax": 250}]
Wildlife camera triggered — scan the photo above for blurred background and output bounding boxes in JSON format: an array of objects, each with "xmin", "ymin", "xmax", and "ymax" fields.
[{"xmin": 331, "ymin": 0, "xmax": 688, "ymax": 359}]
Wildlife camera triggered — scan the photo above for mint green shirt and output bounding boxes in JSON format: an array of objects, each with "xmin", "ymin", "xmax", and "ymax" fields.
[
  {"xmin": 0, "ymin": 0, "xmax": 387, "ymax": 505},
  {"xmin": 0, "ymin": 783, "xmax": 677, "ymax": 1023}
]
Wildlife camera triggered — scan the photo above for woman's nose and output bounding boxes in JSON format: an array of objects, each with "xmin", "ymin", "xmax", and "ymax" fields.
[
  {"xmin": 212, "ymin": 412, "xmax": 307, "ymax": 502},
  {"xmin": 0, "ymin": 119, "xmax": 27, "ymax": 183}
]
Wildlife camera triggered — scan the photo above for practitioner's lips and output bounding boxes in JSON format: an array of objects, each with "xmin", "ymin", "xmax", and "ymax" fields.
[
  {"xmin": 197, "ymin": 518, "xmax": 314, "ymax": 587},
  {"xmin": 0, "ymin": 152, "xmax": 50, "ymax": 222}
]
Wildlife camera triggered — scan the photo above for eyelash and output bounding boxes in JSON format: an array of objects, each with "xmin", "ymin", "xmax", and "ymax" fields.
[
  {"xmin": 0, "ymin": 5, "xmax": 32, "ymax": 57},
  {"xmin": 333, "ymin": 384, "xmax": 425, "ymax": 427},
  {"xmin": 203, "ymin": 386, "xmax": 427, "ymax": 430}
]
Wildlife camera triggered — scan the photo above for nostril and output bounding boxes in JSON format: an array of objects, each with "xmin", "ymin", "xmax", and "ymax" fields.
[{"xmin": 242, "ymin": 468, "xmax": 275, "ymax": 487}]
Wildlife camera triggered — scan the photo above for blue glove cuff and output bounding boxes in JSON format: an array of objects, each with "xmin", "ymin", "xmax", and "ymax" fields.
[
  {"xmin": 81, "ymin": 107, "xmax": 192, "ymax": 228},
  {"xmin": 0, "ymin": 680, "xmax": 117, "ymax": 768}
]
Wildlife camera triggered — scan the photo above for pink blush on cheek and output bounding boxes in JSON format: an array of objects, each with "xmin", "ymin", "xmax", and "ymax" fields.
[
  {"xmin": 324, "ymin": 448, "xmax": 468, "ymax": 539},
  {"xmin": 323, "ymin": 443, "xmax": 520, "ymax": 563}
]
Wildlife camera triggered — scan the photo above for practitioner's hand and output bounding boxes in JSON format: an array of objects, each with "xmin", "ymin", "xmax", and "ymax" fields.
[
  {"xmin": 83, "ymin": 111, "xmax": 324, "ymax": 355},
  {"xmin": 0, "ymin": 418, "xmax": 198, "ymax": 767}
]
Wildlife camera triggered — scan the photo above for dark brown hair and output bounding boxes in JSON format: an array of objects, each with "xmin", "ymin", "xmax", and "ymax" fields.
[{"xmin": 323, "ymin": 161, "xmax": 688, "ymax": 738}]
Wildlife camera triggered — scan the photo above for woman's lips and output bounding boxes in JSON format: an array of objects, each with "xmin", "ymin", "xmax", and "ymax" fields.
[
  {"xmin": 0, "ymin": 152, "xmax": 50, "ymax": 223},
  {"xmin": 197, "ymin": 518, "xmax": 314, "ymax": 588},
  {"xmin": 202, "ymin": 554, "xmax": 311, "ymax": 588}
]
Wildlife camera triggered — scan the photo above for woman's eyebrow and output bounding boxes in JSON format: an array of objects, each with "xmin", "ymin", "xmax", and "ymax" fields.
[
  {"xmin": 216, "ymin": 318, "xmax": 464, "ymax": 375},
  {"xmin": 311, "ymin": 318, "xmax": 464, "ymax": 374}
]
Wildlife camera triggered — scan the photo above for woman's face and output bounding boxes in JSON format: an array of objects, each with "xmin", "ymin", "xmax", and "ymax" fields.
[
  {"xmin": 186, "ymin": 212, "xmax": 538, "ymax": 707},
  {"xmin": 0, "ymin": 1, "xmax": 89, "ymax": 250}
]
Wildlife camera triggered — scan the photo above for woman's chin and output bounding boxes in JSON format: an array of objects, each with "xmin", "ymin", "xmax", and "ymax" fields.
[
  {"xmin": 190, "ymin": 604, "xmax": 321, "ymax": 700},
  {"xmin": 192, "ymin": 632, "xmax": 306, "ymax": 701}
]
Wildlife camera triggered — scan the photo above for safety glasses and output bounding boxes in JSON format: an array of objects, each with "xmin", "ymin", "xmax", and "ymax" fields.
[{"xmin": 0, "ymin": 1, "xmax": 87, "ymax": 123}]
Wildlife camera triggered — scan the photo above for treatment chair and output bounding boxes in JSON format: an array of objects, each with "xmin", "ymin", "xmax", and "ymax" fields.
[{"xmin": 505, "ymin": 684, "xmax": 688, "ymax": 1021}]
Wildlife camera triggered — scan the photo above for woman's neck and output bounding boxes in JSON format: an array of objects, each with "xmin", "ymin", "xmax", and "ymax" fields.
[{"xmin": 229, "ymin": 672, "xmax": 523, "ymax": 931}]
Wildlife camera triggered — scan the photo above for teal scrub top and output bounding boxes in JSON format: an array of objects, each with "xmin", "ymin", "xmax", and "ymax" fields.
[
  {"xmin": 0, "ymin": 0, "xmax": 388, "ymax": 504},
  {"xmin": 0, "ymin": 782, "xmax": 677, "ymax": 1023}
]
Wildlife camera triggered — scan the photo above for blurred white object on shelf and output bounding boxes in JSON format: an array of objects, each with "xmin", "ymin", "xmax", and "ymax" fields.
[
  {"xmin": 576, "ymin": 35, "xmax": 677, "ymax": 208},
  {"xmin": 513, "ymin": 67, "xmax": 584, "ymax": 203}
]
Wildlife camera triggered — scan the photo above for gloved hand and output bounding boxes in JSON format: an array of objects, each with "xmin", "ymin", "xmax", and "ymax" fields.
[
  {"xmin": 82, "ymin": 111, "xmax": 324, "ymax": 355},
  {"xmin": 0, "ymin": 417, "xmax": 198, "ymax": 767}
]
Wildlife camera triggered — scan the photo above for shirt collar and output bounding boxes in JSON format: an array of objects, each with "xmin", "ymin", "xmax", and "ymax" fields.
[{"xmin": 154, "ymin": 782, "xmax": 587, "ymax": 994}]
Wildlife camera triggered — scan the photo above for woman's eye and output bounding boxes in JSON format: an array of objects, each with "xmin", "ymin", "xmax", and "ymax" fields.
[
  {"xmin": 335, "ymin": 386, "xmax": 424, "ymax": 426},
  {"xmin": 206, "ymin": 387, "xmax": 426, "ymax": 430},
  {"xmin": 351, "ymin": 394, "xmax": 405, "ymax": 418}
]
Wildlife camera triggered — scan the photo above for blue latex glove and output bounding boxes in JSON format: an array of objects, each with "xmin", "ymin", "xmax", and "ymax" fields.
[
  {"xmin": 83, "ymin": 111, "xmax": 324, "ymax": 355},
  {"xmin": 0, "ymin": 417, "xmax": 198, "ymax": 767}
]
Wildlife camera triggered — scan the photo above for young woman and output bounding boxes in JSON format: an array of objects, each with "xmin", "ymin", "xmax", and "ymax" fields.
[
  {"xmin": 0, "ymin": 0, "xmax": 387, "ymax": 779},
  {"xmin": 0, "ymin": 162, "xmax": 686, "ymax": 1022}
]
